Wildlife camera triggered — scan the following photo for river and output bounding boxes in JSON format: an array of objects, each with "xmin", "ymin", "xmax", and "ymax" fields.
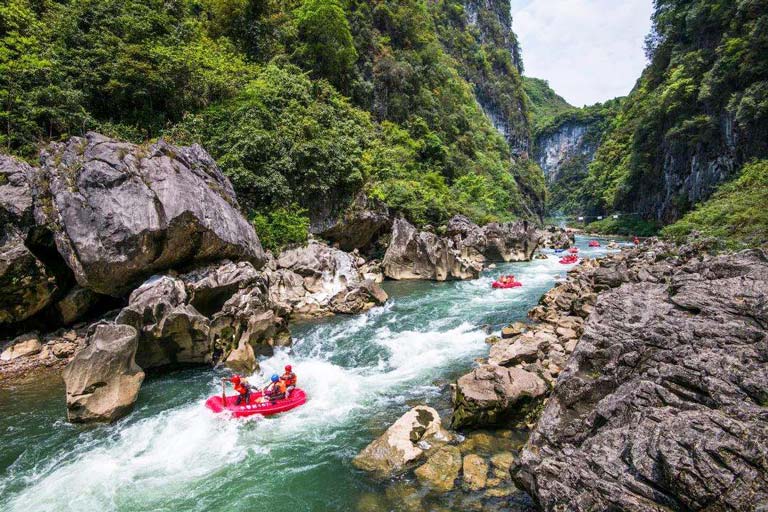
[{"xmin": 0, "ymin": 237, "xmax": 619, "ymax": 512}]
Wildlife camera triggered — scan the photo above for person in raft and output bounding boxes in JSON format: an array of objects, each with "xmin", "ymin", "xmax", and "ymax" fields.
[
  {"xmin": 228, "ymin": 375, "xmax": 251, "ymax": 405},
  {"xmin": 281, "ymin": 365, "xmax": 297, "ymax": 395},
  {"xmin": 261, "ymin": 374, "xmax": 287, "ymax": 402}
]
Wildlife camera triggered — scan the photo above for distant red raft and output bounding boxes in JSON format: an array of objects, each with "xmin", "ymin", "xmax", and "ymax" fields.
[
  {"xmin": 559, "ymin": 255, "xmax": 579, "ymax": 264},
  {"xmin": 206, "ymin": 388, "xmax": 307, "ymax": 418},
  {"xmin": 568, "ymin": 247, "xmax": 579, "ymax": 254},
  {"xmin": 492, "ymin": 280, "xmax": 523, "ymax": 289},
  {"xmin": 589, "ymin": 240, "xmax": 601, "ymax": 247}
]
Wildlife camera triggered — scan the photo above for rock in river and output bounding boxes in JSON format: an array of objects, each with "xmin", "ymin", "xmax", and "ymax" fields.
[
  {"xmin": 353, "ymin": 406, "xmax": 451, "ymax": 477},
  {"xmin": 382, "ymin": 218, "xmax": 481, "ymax": 281},
  {"xmin": 62, "ymin": 324, "xmax": 145, "ymax": 423},
  {"xmin": 451, "ymin": 364, "xmax": 547, "ymax": 429}
]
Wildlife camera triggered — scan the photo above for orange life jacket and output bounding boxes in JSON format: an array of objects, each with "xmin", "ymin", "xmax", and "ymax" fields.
[
  {"xmin": 234, "ymin": 382, "xmax": 248, "ymax": 395},
  {"xmin": 281, "ymin": 372, "xmax": 297, "ymax": 387},
  {"xmin": 267, "ymin": 380, "xmax": 286, "ymax": 396}
]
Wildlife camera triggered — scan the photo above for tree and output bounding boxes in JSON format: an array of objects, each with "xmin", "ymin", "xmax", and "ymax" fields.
[{"xmin": 294, "ymin": 0, "xmax": 357, "ymax": 92}]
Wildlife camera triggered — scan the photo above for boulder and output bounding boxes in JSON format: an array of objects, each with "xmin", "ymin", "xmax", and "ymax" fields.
[
  {"xmin": 447, "ymin": 215, "xmax": 539, "ymax": 263},
  {"xmin": 116, "ymin": 275, "xmax": 211, "ymax": 368},
  {"xmin": 452, "ymin": 365, "xmax": 547, "ymax": 429},
  {"xmin": 224, "ymin": 339, "xmax": 258, "ymax": 374},
  {"xmin": 515, "ymin": 250, "xmax": 768, "ymax": 512},
  {"xmin": 1, "ymin": 333, "xmax": 42, "ymax": 361},
  {"xmin": 35, "ymin": 132, "xmax": 265, "ymax": 296},
  {"xmin": 488, "ymin": 335, "xmax": 545, "ymax": 367},
  {"xmin": 56, "ymin": 285, "xmax": 98, "ymax": 325},
  {"xmin": 536, "ymin": 226, "xmax": 574, "ymax": 249},
  {"xmin": 311, "ymin": 193, "xmax": 391, "ymax": 251},
  {"xmin": 462, "ymin": 454, "xmax": 489, "ymax": 491},
  {"xmin": 62, "ymin": 324, "xmax": 144, "ymax": 423},
  {"xmin": 382, "ymin": 218, "xmax": 481, "ymax": 281},
  {"xmin": 329, "ymin": 280, "xmax": 388, "ymax": 315},
  {"xmin": 181, "ymin": 260, "xmax": 260, "ymax": 316},
  {"xmin": 0, "ymin": 234, "xmax": 58, "ymax": 324},
  {"xmin": 210, "ymin": 280, "xmax": 291, "ymax": 359},
  {"xmin": 271, "ymin": 242, "xmax": 388, "ymax": 318},
  {"xmin": 501, "ymin": 322, "xmax": 527, "ymax": 339},
  {"xmin": 414, "ymin": 445, "xmax": 462, "ymax": 491},
  {"xmin": 353, "ymin": 406, "xmax": 451, "ymax": 477}
]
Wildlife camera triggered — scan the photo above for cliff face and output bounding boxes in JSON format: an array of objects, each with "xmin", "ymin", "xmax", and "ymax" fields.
[
  {"xmin": 532, "ymin": 99, "xmax": 622, "ymax": 214},
  {"xmin": 584, "ymin": 1, "xmax": 768, "ymax": 224},
  {"xmin": 535, "ymin": 122, "xmax": 597, "ymax": 184},
  {"xmin": 432, "ymin": 0, "xmax": 531, "ymax": 156}
]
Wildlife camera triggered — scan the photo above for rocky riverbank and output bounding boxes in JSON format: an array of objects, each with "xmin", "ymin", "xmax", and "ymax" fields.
[
  {"xmin": 353, "ymin": 237, "xmax": 768, "ymax": 511},
  {"xmin": 1, "ymin": 132, "xmax": 543, "ymax": 423}
]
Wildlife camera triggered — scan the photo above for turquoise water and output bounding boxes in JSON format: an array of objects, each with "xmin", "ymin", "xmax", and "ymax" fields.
[{"xmin": 0, "ymin": 238, "xmax": 619, "ymax": 511}]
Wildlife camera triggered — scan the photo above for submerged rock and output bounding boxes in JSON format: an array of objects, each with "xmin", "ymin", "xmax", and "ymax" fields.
[
  {"xmin": 515, "ymin": 249, "xmax": 768, "ymax": 511},
  {"xmin": 353, "ymin": 405, "xmax": 451, "ymax": 477},
  {"xmin": 451, "ymin": 365, "xmax": 547, "ymax": 429},
  {"xmin": 462, "ymin": 453, "xmax": 490, "ymax": 491},
  {"xmin": 62, "ymin": 324, "xmax": 144, "ymax": 423},
  {"xmin": 414, "ymin": 445, "xmax": 462, "ymax": 491},
  {"xmin": 382, "ymin": 218, "xmax": 481, "ymax": 281},
  {"xmin": 35, "ymin": 132, "xmax": 265, "ymax": 297}
]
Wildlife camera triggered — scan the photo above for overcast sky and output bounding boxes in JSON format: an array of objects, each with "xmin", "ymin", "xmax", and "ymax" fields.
[{"xmin": 511, "ymin": 0, "xmax": 654, "ymax": 107}]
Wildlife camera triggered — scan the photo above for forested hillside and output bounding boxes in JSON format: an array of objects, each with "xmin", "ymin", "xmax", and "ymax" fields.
[
  {"xmin": 0, "ymin": 0, "xmax": 544, "ymax": 243},
  {"xmin": 581, "ymin": 0, "xmax": 768, "ymax": 228},
  {"xmin": 522, "ymin": 77, "xmax": 574, "ymax": 134}
]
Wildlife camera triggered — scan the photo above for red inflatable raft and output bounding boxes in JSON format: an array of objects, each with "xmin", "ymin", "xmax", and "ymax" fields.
[
  {"xmin": 568, "ymin": 247, "xmax": 579, "ymax": 254},
  {"xmin": 588, "ymin": 240, "xmax": 601, "ymax": 247},
  {"xmin": 492, "ymin": 280, "xmax": 523, "ymax": 289},
  {"xmin": 559, "ymin": 255, "xmax": 579, "ymax": 264},
  {"xmin": 206, "ymin": 388, "xmax": 307, "ymax": 418}
]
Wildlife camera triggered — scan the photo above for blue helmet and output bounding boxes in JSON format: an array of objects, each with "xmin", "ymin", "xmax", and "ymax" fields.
[{"xmin": 271, "ymin": 374, "xmax": 279, "ymax": 382}]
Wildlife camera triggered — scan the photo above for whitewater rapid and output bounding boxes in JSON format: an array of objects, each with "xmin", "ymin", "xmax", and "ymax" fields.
[{"xmin": 0, "ymin": 239, "xmax": 620, "ymax": 512}]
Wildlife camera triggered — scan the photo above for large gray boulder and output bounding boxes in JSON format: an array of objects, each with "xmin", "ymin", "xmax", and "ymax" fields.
[
  {"xmin": 353, "ymin": 406, "xmax": 452, "ymax": 477},
  {"xmin": 515, "ymin": 250, "xmax": 768, "ymax": 511},
  {"xmin": 35, "ymin": 132, "xmax": 265, "ymax": 297},
  {"xmin": 181, "ymin": 260, "xmax": 261, "ymax": 316},
  {"xmin": 451, "ymin": 364, "xmax": 547, "ymax": 429},
  {"xmin": 382, "ymin": 218, "xmax": 481, "ymax": 281},
  {"xmin": 210, "ymin": 278, "xmax": 291, "ymax": 359},
  {"xmin": 311, "ymin": 193, "xmax": 391, "ymax": 251},
  {"xmin": 116, "ymin": 275, "xmax": 211, "ymax": 369},
  {"xmin": 446, "ymin": 215, "xmax": 539, "ymax": 263},
  {"xmin": 270, "ymin": 241, "xmax": 388, "ymax": 318},
  {"xmin": 62, "ymin": 324, "xmax": 144, "ymax": 423},
  {"xmin": 0, "ymin": 155, "xmax": 58, "ymax": 324}
]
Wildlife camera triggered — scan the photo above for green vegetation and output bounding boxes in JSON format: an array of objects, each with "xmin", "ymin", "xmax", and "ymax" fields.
[
  {"xmin": 252, "ymin": 206, "xmax": 310, "ymax": 253},
  {"xmin": 582, "ymin": 0, "xmax": 768, "ymax": 221},
  {"xmin": 523, "ymin": 77, "xmax": 575, "ymax": 134},
  {"xmin": 661, "ymin": 160, "xmax": 768, "ymax": 249},
  {"xmin": 535, "ymin": 98, "xmax": 623, "ymax": 215},
  {"xmin": 584, "ymin": 216, "xmax": 660, "ymax": 237},
  {"xmin": 1, "ymin": 0, "xmax": 544, "ymax": 233}
]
